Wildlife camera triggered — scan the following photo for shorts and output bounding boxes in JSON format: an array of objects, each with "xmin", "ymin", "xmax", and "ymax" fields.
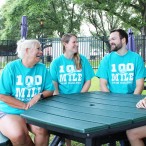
[{"xmin": 0, "ymin": 111, "xmax": 7, "ymax": 118}]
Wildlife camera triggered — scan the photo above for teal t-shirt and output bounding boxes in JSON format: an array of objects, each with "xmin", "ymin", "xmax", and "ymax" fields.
[
  {"xmin": 96, "ymin": 51, "xmax": 145, "ymax": 94},
  {"xmin": 0, "ymin": 59, "xmax": 54, "ymax": 114},
  {"xmin": 50, "ymin": 54, "xmax": 95, "ymax": 94}
]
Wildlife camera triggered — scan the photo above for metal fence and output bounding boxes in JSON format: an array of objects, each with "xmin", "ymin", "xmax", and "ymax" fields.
[
  {"xmin": 0, "ymin": 35, "xmax": 146, "ymax": 70},
  {"xmin": 39, "ymin": 36, "xmax": 109, "ymax": 69}
]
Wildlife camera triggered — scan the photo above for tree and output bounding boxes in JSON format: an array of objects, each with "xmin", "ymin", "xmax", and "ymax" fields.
[
  {"xmin": 85, "ymin": 9, "xmax": 125, "ymax": 36},
  {"xmin": 0, "ymin": 0, "xmax": 49, "ymax": 39},
  {"xmin": 46, "ymin": 0, "xmax": 84, "ymax": 37},
  {"xmin": 0, "ymin": 0, "xmax": 84, "ymax": 40},
  {"xmin": 78, "ymin": 1, "xmax": 127, "ymax": 52},
  {"xmin": 76, "ymin": 0, "xmax": 146, "ymax": 34}
]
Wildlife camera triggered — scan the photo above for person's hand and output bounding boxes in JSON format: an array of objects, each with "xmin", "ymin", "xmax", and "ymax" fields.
[
  {"xmin": 26, "ymin": 94, "xmax": 41, "ymax": 109},
  {"xmin": 136, "ymin": 98, "xmax": 146, "ymax": 109},
  {"xmin": 22, "ymin": 103, "xmax": 29, "ymax": 110},
  {"xmin": 53, "ymin": 90, "xmax": 59, "ymax": 95}
]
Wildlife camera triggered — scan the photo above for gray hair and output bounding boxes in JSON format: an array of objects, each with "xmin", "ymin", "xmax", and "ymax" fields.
[{"xmin": 16, "ymin": 39, "xmax": 41, "ymax": 59}]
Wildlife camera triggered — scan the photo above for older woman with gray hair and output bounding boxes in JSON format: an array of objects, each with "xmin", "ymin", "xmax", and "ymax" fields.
[{"xmin": 0, "ymin": 39, "xmax": 54, "ymax": 146}]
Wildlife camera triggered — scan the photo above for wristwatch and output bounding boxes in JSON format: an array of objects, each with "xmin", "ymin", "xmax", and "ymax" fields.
[{"xmin": 39, "ymin": 93, "xmax": 44, "ymax": 100}]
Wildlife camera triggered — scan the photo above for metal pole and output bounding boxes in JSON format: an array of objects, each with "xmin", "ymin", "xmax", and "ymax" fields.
[{"xmin": 40, "ymin": 20, "xmax": 44, "ymax": 63}]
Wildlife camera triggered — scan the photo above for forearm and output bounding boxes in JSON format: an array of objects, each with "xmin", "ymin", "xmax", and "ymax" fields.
[
  {"xmin": 53, "ymin": 81, "xmax": 59, "ymax": 95},
  {"xmin": 100, "ymin": 85, "xmax": 110, "ymax": 92},
  {"xmin": 81, "ymin": 80, "xmax": 91, "ymax": 93},
  {"xmin": 42, "ymin": 90, "xmax": 54, "ymax": 98},
  {"xmin": 134, "ymin": 79, "xmax": 144, "ymax": 95},
  {"xmin": 53, "ymin": 90, "xmax": 59, "ymax": 95},
  {"xmin": 26, "ymin": 90, "xmax": 54, "ymax": 109},
  {"xmin": 134, "ymin": 86, "xmax": 144, "ymax": 94},
  {"xmin": 0, "ymin": 94, "xmax": 27, "ymax": 109},
  {"xmin": 99, "ymin": 78, "xmax": 110, "ymax": 92}
]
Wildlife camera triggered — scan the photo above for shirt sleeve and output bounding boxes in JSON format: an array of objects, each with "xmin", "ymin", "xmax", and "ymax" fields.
[
  {"xmin": 135, "ymin": 55, "xmax": 146, "ymax": 80},
  {"xmin": 82, "ymin": 56, "xmax": 95, "ymax": 81},
  {"xmin": 49, "ymin": 59, "xmax": 58, "ymax": 82},
  {"xmin": 43, "ymin": 68, "xmax": 55, "ymax": 91},
  {"xmin": 95, "ymin": 56, "xmax": 109, "ymax": 80},
  {"xmin": 0, "ymin": 64, "xmax": 13, "ymax": 95}
]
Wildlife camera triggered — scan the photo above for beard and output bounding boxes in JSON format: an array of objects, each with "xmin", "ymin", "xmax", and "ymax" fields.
[{"xmin": 110, "ymin": 43, "xmax": 122, "ymax": 52}]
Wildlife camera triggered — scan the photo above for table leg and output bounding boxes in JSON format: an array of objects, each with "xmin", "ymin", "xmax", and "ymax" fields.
[
  {"xmin": 49, "ymin": 136, "xmax": 62, "ymax": 146},
  {"xmin": 85, "ymin": 138, "xmax": 100, "ymax": 146}
]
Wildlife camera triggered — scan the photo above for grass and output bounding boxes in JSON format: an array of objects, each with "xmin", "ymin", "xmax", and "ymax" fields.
[{"xmin": 89, "ymin": 76, "xmax": 100, "ymax": 92}]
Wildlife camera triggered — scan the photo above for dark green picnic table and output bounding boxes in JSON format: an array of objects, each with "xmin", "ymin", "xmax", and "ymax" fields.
[{"xmin": 21, "ymin": 91, "xmax": 146, "ymax": 146}]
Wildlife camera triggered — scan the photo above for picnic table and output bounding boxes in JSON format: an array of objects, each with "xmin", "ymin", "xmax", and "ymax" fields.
[{"xmin": 21, "ymin": 91, "xmax": 146, "ymax": 146}]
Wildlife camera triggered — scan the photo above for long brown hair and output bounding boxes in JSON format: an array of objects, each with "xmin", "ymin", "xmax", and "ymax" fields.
[{"xmin": 61, "ymin": 33, "xmax": 82, "ymax": 70}]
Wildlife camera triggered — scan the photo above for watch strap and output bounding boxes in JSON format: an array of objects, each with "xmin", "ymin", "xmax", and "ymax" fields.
[{"xmin": 39, "ymin": 93, "xmax": 44, "ymax": 100}]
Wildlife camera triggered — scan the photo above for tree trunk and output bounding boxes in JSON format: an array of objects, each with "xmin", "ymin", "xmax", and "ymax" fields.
[{"xmin": 141, "ymin": 3, "xmax": 146, "ymax": 35}]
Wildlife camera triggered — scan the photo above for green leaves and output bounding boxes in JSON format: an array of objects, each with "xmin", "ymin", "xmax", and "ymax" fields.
[
  {"xmin": 0, "ymin": 0, "xmax": 84, "ymax": 39},
  {"xmin": 1, "ymin": 0, "xmax": 146, "ymax": 40}
]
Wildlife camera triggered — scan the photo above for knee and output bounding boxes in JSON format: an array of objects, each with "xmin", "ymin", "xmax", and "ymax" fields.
[
  {"xmin": 10, "ymin": 131, "xmax": 29, "ymax": 145},
  {"xmin": 126, "ymin": 129, "xmax": 138, "ymax": 140},
  {"xmin": 33, "ymin": 127, "xmax": 48, "ymax": 136}
]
